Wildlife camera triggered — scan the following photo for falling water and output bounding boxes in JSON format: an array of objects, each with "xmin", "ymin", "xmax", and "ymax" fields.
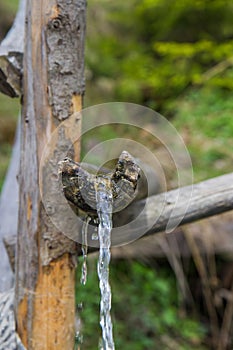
[
  {"xmin": 80, "ymin": 216, "xmax": 91, "ymax": 285},
  {"xmin": 75, "ymin": 217, "xmax": 91, "ymax": 349},
  {"xmin": 96, "ymin": 178, "xmax": 115, "ymax": 350}
]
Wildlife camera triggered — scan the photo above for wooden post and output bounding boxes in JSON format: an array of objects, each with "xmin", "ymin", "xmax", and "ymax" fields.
[{"xmin": 15, "ymin": 0, "xmax": 86, "ymax": 349}]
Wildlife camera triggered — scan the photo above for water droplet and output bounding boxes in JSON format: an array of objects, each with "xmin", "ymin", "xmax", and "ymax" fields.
[
  {"xmin": 77, "ymin": 302, "xmax": 83, "ymax": 311},
  {"xmin": 92, "ymin": 231, "xmax": 99, "ymax": 241}
]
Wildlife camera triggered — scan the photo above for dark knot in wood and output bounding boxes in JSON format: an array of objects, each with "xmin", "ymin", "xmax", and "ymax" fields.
[{"xmin": 49, "ymin": 15, "xmax": 65, "ymax": 30}]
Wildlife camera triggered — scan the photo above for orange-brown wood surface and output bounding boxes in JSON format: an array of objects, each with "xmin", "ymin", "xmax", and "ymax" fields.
[
  {"xmin": 15, "ymin": 0, "xmax": 86, "ymax": 348},
  {"xmin": 31, "ymin": 254, "xmax": 75, "ymax": 349}
]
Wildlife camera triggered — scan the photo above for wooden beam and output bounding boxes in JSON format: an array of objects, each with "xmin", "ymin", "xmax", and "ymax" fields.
[
  {"xmin": 3, "ymin": 172, "xmax": 233, "ymax": 264},
  {"xmin": 51, "ymin": 159, "xmax": 233, "ymax": 253},
  {"xmin": 115, "ymin": 172, "xmax": 233, "ymax": 240},
  {"xmin": 15, "ymin": 1, "xmax": 86, "ymax": 349}
]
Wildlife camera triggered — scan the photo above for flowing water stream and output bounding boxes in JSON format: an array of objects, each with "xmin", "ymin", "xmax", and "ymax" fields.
[
  {"xmin": 78, "ymin": 177, "xmax": 115, "ymax": 349},
  {"xmin": 95, "ymin": 178, "xmax": 115, "ymax": 350},
  {"xmin": 80, "ymin": 216, "xmax": 91, "ymax": 286}
]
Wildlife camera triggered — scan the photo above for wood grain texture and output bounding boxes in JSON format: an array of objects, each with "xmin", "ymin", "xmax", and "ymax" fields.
[
  {"xmin": 117, "ymin": 172, "xmax": 233, "ymax": 237},
  {"xmin": 32, "ymin": 255, "xmax": 76, "ymax": 350},
  {"xmin": 15, "ymin": 0, "xmax": 86, "ymax": 349}
]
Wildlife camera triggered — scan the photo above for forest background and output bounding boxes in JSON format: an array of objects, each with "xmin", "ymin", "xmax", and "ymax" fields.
[{"xmin": 0, "ymin": 0, "xmax": 233, "ymax": 349}]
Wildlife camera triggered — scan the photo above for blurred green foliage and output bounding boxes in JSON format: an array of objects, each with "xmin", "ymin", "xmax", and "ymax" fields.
[
  {"xmin": 0, "ymin": 94, "xmax": 19, "ymax": 190},
  {"xmin": 172, "ymin": 87, "xmax": 233, "ymax": 181},
  {"xmin": 86, "ymin": 0, "xmax": 233, "ymax": 109},
  {"xmin": 84, "ymin": 0, "xmax": 233, "ymax": 183},
  {"xmin": 0, "ymin": 0, "xmax": 18, "ymax": 40},
  {"xmin": 0, "ymin": 0, "xmax": 19, "ymax": 191},
  {"xmin": 76, "ymin": 258, "xmax": 207, "ymax": 349},
  {"xmin": 79, "ymin": 1, "xmax": 233, "ymax": 348},
  {"xmin": 3, "ymin": 0, "xmax": 18, "ymax": 14}
]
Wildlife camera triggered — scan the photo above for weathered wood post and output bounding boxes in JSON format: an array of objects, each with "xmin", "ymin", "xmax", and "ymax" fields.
[{"xmin": 15, "ymin": 1, "xmax": 86, "ymax": 349}]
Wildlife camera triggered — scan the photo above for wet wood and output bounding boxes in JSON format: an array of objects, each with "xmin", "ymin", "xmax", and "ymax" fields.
[
  {"xmin": 59, "ymin": 159, "xmax": 233, "ymax": 244},
  {"xmin": 59, "ymin": 151, "xmax": 140, "ymax": 217},
  {"xmin": 3, "ymin": 169, "xmax": 233, "ymax": 274},
  {"xmin": 59, "ymin": 162, "xmax": 233, "ymax": 254},
  {"xmin": 15, "ymin": 1, "xmax": 86, "ymax": 349}
]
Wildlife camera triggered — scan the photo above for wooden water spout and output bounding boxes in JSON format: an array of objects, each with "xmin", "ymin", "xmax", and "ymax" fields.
[{"xmin": 59, "ymin": 151, "xmax": 141, "ymax": 217}]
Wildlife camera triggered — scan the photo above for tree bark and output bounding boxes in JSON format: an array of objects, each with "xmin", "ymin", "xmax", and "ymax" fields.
[{"xmin": 15, "ymin": 1, "xmax": 86, "ymax": 349}]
